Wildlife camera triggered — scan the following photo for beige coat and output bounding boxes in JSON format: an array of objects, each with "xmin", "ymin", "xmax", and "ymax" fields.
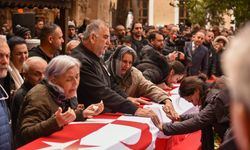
[{"xmin": 119, "ymin": 67, "xmax": 170, "ymax": 103}]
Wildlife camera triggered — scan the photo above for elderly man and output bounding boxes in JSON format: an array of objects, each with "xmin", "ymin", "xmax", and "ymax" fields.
[
  {"xmin": 11, "ymin": 57, "xmax": 48, "ymax": 133},
  {"xmin": 0, "ymin": 38, "xmax": 12, "ymax": 149},
  {"xmin": 29, "ymin": 23, "xmax": 64, "ymax": 63},
  {"xmin": 71, "ymin": 19, "xmax": 161, "ymax": 127}
]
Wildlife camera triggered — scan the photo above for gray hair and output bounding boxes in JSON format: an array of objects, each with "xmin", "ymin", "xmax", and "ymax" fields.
[
  {"xmin": 45, "ymin": 55, "xmax": 81, "ymax": 80},
  {"xmin": 82, "ymin": 19, "xmax": 108, "ymax": 40},
  {"xmin": 23, "ymin": 56, "xmax": 47, "ymax": 72},
  {"xmin": 222, "ymin": 24, "xmax": 250, "ymax": 111}
]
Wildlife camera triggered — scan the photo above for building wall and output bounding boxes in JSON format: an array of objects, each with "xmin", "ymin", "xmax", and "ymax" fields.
[
  {"xmin": 86, "ymin": 0, "xmax": 111, "ymax": 25},
  {"xmin": 153, "ymin": 0, "xmax": 176, "ymax": 26}
]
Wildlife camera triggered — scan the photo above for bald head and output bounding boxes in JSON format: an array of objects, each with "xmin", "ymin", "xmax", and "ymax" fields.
[
  {"xmin": 23, "ymin": 57, "xmax": 48, "ymax": 85},
  {"xmin": 0, "ymin": 39, "xmax": 10, "ymax": 78}
]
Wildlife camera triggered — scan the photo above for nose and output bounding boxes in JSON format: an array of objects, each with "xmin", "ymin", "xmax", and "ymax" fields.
[
  {"xmin": 40, "ymin": 74, "xmax": 45, "ymax": 80},
  {"xmin": 21, "ymin": 53, "xmax": 27, "ymax": 59},
  {"xmin": 106, "ymin": 39, "xmax": 111, "ymax": 46},
  {"xmin": 1, "ymin": 55, "xmax": 9, "ymax": 65}
]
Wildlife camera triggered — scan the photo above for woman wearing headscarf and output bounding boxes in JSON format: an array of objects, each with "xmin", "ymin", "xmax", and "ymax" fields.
[{"xmin": 106, "ymin": 45, "xmax": 179, "ymax": 120}]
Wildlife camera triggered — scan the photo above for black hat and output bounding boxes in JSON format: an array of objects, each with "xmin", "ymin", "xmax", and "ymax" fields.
[{"xmin": 14, "ymin": 25, "xmax": 30, "ymax": 38}]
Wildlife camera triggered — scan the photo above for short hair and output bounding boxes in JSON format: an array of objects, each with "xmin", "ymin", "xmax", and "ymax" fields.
[
  {"xmin": 23, "ymin": 56, "xmax": 47, "ymax": 72},
  {"xmin": 82, "ymin": 19, "xmax": 108, "ymax": 40},
  {"xmin": 45, "ymin": 55, "xmax": 81, "ymax": 80},
  {"xmin": 169, "ymin": 61, "xmax": 185, "ymax": 75},
  {"xmin": 7, "ymin": 36, "xmax": 26, "ymax": 53},
  {"xmin": 36, "ymin": 18, "xmax": 44, "ymax": 24},
  {"xmin": 39, "ymin": 23, "xmax": 59, "ymax": 41},
  {"xmin": 222, "ymin": 24, "xmax": 250, "ymax": 112},
  {"xmin": 147, "ymin": 31, "xmax": 163, "ymax": 42}
]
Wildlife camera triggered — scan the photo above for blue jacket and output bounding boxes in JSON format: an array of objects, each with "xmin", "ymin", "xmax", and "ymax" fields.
[{"xmin": 0, "ymin": 99, "xmax": 12, "ymax": 149}]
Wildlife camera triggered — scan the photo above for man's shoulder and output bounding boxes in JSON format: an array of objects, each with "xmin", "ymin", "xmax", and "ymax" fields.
[
  {"xmin": 71, "ymin": 45, "xmax": 90, "ymax": 61},
  {"xmin": 29, "ymin": 46, "xmax": 42, "ymax": 56}
]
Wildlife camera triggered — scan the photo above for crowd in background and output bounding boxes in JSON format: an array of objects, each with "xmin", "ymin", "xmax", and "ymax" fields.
[{"xmin": 0, "ymin": 17, "xmax": 249, "ymax": 150}]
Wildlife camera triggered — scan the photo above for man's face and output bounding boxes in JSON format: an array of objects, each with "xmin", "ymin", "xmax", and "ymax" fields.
[
  {"xmin": 11, "ymin": 44, "xmax": 28, "ymax": 68},
  {"xmin": 194, "ymin": 32, "xmax": 205, "ymax": 46},
  {"xmin": 132, "ymin": 23, "xmax": 143, "ymax": 37},
  {"xmin": 170, "ymin": 27, "xmax": 179, "ymax": 40},
  {"xmin": 151, "ymin": 34, "xmax": 164, "ymax": 50},
  {"xmin": 51, "ymin": 27, "xmax": 64, "ymax": 51},
  {"xmin": 68, "ymin": 27, "xmax": 76, "ymax": 37},
  {"xmin": 205, "ymin": 32, "xmax": 214, "ymax": 43},
  {"xmin": 0, "ymin": 41, "xmax": 10, "ymax": 78},
  {"xmin": 116, "ymin": 25, "xmax": 126, "ymax": 37},
  {"xmin": 36, "ymin": 21, "xmax": 44, "ymax": 30},
  {"xmin": 25, "ymin": 61, "xmax": 47, "ymax": 86},
  {"xmin": 92, "ymin": 25, "xmax": 110, "ymax": 57}
]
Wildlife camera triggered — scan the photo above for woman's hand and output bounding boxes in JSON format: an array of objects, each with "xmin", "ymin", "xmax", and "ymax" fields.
[
  {"xmin": 135, "ymin": 108, "xmax": 162, "ymax": 129},
  {"xmin": 55, "ymin": 107, "xmax": 76, "ymax": 127},
  {"xmin": 83, "ymin": 101, "xmax": 104, "ymax": 118},
  {"xmin": 162, "ymin": 100, "xmax": 180, "ymax": 121}
]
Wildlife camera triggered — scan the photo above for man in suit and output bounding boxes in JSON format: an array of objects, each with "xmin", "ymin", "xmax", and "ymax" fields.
[{"xmin": 184, "ymin": 31, "xmax": 208, "ymax": 76}]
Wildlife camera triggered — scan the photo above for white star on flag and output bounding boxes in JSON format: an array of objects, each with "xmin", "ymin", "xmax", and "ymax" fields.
[{"xmin": 38, "ymin": 139, "xmax": 79, "ymax": 150}]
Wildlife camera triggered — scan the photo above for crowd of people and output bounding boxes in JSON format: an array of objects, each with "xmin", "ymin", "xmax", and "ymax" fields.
[{"xmin": 0, "ymin": 17, "xmax": 249, "ymax": 150}]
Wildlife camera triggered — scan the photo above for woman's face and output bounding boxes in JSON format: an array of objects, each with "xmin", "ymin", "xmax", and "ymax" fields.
[
  {"xmin": 120, "ymin": 53, "xmax": 133, "ymax": 77},
  {"xmin": 53, "ymin": 66, "xmax": 80, "ymax": 99},
  {"xmin": 183, "ymin": 89, "xmax": 201, "ymax": 106},
  {"xmin": 168, "ymin": 71, "xmax": 184, "ymax": 84}
]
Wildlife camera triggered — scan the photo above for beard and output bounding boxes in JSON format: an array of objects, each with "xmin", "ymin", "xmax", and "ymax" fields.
[{"xmin": 0, "ymin": 68, "xmax": 8, "ymax": 78}]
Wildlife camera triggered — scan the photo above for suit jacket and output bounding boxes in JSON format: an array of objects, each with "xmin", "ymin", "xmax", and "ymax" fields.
[{"xmin": 184, "ymin": 41, "xmax": 209, "ymax": 75}]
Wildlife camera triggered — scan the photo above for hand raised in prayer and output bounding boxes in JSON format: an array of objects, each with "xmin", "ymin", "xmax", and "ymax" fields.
[
  {"xmin": 83, "ymin": 100, "xmax": 104, "ymax": 118},
  {"xmin": 55, "ymin": 107, "xmax": 76, "ymax": 127}
]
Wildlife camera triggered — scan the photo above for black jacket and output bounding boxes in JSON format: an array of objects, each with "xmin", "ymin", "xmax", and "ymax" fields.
[
  {"xmin": 71, "ymin": 43, "xmax": 138, "ymax": 114},
  {"xmin": 29, "ymin": 46, "xmax": 52, "ymax": 63},
  {"xmin": 136, "ymin": 46, "xmax": 170, "ymax": 84},
  {"xmin": 163, "ymin": 88, "xmax": 231, "ymax": 150}
]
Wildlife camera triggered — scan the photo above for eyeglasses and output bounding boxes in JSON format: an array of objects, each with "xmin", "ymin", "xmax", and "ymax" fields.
[{"xmin": 0, "ymin": 85, "xmax": 9, "ymax": 100}]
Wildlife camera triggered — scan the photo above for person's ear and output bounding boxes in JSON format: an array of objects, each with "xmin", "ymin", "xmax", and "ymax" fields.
[
  {"xmin": 89, "ymin": 32, "xmax": 97, "ymax": 44},
  {"xmin": 48, "ymin": 35, "xmax": 53, "ymax": 44}
]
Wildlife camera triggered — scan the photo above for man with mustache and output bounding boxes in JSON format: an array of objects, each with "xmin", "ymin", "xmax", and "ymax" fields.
[{"xmin": 0, "ymin": 38, "xmax": 12, "ymax": 149}]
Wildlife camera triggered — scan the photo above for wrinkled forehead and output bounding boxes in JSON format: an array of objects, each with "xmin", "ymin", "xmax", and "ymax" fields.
[
  {"xmin": 0, "ymin": 41, "xmax": 10, "ymax": 54},
  {"xmin": 97, "ymin": 25, "xmax": 110, "ymax": 36},
  {"xmin": 195, "ymin": 32, "xmax": 205, "ymax": 38}
]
